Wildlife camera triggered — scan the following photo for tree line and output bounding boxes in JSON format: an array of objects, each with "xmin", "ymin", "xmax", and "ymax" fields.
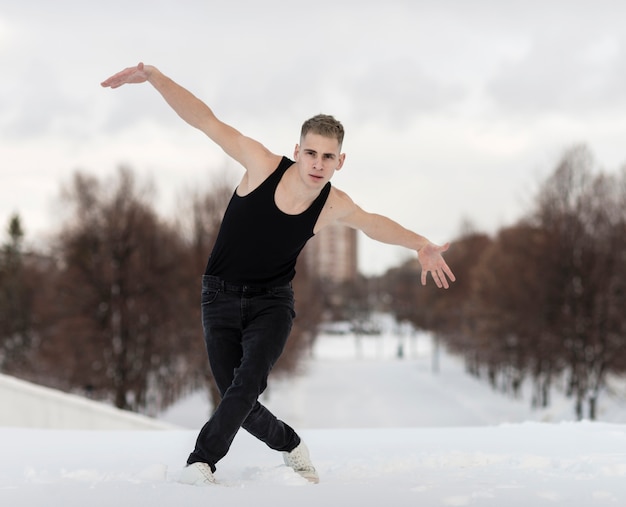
[
  {"xmin": 0, "ymin": 166, "xmax": 323, "ymax": 415},
  {"xmin": 2, "ymin": 145, "xmax": 625, "ymax": 420},
  {"xmin": 381, "ymin": 145, "xmax": 626, "ymax": 420}
]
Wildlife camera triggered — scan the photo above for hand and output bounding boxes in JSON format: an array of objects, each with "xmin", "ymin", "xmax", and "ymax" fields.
[
  {"xmin": 418, "ymin": 242, "xmax": 456, "ymax": 289},
  {"xmin": 101, "ymin": 62, "xmax": 152, "ymax": 89}
]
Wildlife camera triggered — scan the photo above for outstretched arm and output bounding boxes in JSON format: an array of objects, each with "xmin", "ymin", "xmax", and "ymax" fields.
[
  {"xmin": 334, "ymin": 193, "xmax": 456, "ymax": 289},
  {"xmin": 101, "ymin": 63, "xmax": 278, "ymax": 172}
]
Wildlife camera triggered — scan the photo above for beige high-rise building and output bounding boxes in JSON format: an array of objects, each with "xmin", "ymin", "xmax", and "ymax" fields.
[{"xmin": 303, "ymin": 222, "xmax": 358, "ymax": 283}]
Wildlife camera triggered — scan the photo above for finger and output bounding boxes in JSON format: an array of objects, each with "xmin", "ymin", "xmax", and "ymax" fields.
[
  {"xmin": 421, "ymin": 269, "xmax": 427, "ymax": 286},
  {"xmin": 443, "ymin": 264, "xmax": 456, "ymax": 282},
  {"xmin": 438, "ymin": 270, "xmax": 450, "ymax": 289},
  {"xmin": 100, "ymin": 76, "xmax": 114, "ymax": 87},
  {"xmin": 101, "ymin": 71, "xmax": 125, "ymax": 87},
  {"xmin": 101, "ymin": 64, "xmax": 141, "ymax": 88},
  {"xmin": 432, "ymin": 270, "xmax": 442, "ymax": 289}
]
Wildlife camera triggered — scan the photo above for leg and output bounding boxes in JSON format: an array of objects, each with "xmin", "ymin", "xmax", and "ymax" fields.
[
  {"xmin": 238, "ymin": 289, "xmax": 301, "ymax": 451},
  {"xmin": 188, "ymin": 282, "xmax": 300, "ymax": 470},
  {"xmin": 187, "ymin": 281, "xmax": 243, "ymax": 469}
]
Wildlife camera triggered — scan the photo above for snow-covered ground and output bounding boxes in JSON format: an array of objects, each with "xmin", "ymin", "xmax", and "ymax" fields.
[{"xmin": 2, "ymin": 331, "xmax": 626, "ymax": 506}]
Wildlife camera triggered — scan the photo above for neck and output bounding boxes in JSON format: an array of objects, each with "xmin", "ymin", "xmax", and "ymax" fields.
[{"xmin": 275, "ymin": 166, "xmax": 323, "ymax": 215}]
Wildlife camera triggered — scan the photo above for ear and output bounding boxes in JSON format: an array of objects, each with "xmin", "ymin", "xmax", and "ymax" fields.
[
  {"xmin": 293, "ymin": 143, "xmax": 300, "ymax": 160},
  {"xmin": 336, "ymin": 153, "xmax": 346, "ymax": 171}
]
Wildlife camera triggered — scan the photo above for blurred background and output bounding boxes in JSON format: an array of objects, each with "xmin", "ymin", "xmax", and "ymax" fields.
[{"xmin": 1, "ymin": 0, "xmax": 625, "ymax": 425}]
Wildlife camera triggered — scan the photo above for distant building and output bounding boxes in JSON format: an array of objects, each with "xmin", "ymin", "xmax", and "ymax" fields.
[{"xmin": 303, "ymin": 222, "xmax": 358, "ymax": 283}]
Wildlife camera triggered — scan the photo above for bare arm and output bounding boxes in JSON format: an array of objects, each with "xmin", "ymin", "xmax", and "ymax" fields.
[
  {"xmin": 332, "ymin": 191, "xmax": 456, "ymax": 288},
  {"xmin": 101, "ymin": 63, "xmax": 279, "ymax": 173}
]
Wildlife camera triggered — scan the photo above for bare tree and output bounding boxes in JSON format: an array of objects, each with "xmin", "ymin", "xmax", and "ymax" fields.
[
  {"xmin": 389, "ymin": 146, "xmax": 626, "ymax": 419},
  {"xmin": 528, "ymin": 145, "xmax": 626, "ymax": 419},
  {"xmin": 382, "ymin": 231, "xmax": 491, "ymax": 372},
  {"xmin": 37, "ymin": 168, "xmax": 198, "ymax": 411},
  {"xmin": 468, "ymin": 223, "xmax": 563, "ymax": 401},
  {"xmin": 574, "ymin": 170, "xmax": 626, "ymax": 418}
]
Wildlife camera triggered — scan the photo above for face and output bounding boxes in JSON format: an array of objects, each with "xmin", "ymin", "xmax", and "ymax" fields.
[{"xmin": 294, "ymin": 133, "xmax": 346, "ymax": 188}]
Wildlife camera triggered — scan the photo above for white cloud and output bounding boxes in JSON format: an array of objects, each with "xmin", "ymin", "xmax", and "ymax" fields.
[
  {"xmin": 345, "ymin": 58, "xmax": 467, "ymax": 127},
  {"xmin": 488, "ymin": 33, "xmax": 626, "ymax": 115},
  {"xmin": 2, "ymin": 0, "xmax": 626, "ymax": 273}
]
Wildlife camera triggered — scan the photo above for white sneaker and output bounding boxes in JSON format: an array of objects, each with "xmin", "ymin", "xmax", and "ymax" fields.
[
  {"xmin": 283, "ymin": 442, "xmax": 319, "ymax": 484},
  {"xmin": 179, "ymin": 462, "xmax": 217, "ymax": 486}
]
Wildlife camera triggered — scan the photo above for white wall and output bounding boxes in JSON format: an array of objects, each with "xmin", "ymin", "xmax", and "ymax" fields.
[{"xmin": 0, "ymin": 374, "xmax": 176, "ymax": 430}]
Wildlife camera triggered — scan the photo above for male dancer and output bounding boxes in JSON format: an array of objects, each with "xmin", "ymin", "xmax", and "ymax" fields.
[{"xmin": 101, "ymin": 63, "xmax": 456, "ymax": 485}]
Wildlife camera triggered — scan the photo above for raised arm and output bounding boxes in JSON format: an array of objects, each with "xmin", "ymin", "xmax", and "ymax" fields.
[
  {"xmin": 101, "ymin": 63, "xmax": 278, "ymax": 173},
  {"xmin": 329, "ymin": 190, "xmax": 456, "ymax": 289}
]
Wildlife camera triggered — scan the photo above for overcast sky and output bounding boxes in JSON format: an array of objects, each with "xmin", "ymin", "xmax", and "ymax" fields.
[{"xmin": 2, "ymin": 0, "xmax": 625, "ymax": 274}]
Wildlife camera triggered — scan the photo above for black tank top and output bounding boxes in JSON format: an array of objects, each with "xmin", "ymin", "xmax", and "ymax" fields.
[{"xmin": 204, "ymin": 156, "xmax": 331, "ymax": 286}]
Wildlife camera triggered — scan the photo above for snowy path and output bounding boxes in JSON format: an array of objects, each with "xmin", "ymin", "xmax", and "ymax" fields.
[
  {"xmin": 3, "ymin": 332, "xmax": 626, "ymax": 505},
  {"xmin": 161, "ymin": 332, "xmax": 560, "ymax": 430}
]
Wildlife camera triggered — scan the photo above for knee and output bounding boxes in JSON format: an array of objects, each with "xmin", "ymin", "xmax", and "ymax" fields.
[
  {"xmin": 230, "ymin": 361, "xmax": 272, "ymax": 400},
  {"xmin": 233, "ymin": 369, "xmax": 268, "ymax": 396}
]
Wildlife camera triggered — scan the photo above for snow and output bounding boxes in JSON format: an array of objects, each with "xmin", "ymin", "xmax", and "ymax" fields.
[
  {"xmin": 0, "ymin": 373, "xmax": 173, "ymax": 430},
  {"xmin": 2, "ymin": 330, "xmax": 626, "ymax": 506}
]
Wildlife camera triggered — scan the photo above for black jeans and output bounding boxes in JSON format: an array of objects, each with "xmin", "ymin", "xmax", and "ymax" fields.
[{"xmin": 187, "ymin": 275, "xmax": 301, "ymax": 471}]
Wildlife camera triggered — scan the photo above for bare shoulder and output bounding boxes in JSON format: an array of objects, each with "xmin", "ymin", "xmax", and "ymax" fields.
[
  {"xmin": 237, "ymin": 147, "xmax": 282, "ymax": 194},
  {"xmin": 239, "ymin": 137, "xmax": 281, "ymax": 173},
  {"xmin": 315, "ymin": 186, "xmax": 359, "ymax": 232},
  {"xmin": 327, "ymin": 187, "xmax": 358, "ymax": 215}
]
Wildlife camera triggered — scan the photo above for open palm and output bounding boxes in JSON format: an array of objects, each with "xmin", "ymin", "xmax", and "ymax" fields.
[
  {"xmin": 418, "ymin": 242, "xmax": 456, "ymax": 289},
  {"xmin": 101, "ymin": 62, "xmax": 151, "ymax": 89}
]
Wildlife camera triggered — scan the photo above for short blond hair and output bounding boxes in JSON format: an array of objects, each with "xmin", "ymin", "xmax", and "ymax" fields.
[{"xmin": 300, "ymin": 114, "xmax": 344, "ymax": 148}]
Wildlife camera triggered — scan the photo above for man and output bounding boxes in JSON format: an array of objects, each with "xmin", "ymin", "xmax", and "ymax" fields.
[{"xmin": 101, "ymin": 63, "xmax": 456, "ymax": 485}]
